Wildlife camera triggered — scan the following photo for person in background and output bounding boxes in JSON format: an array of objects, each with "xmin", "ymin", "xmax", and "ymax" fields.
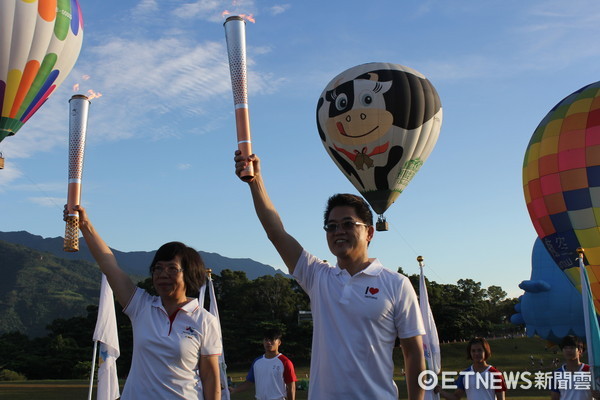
[
  {"xmin": 65, "ymin": 205, "xmax": 222, "ymax": 400},
  {"xmin": 435, "ymin": 337, "xmax": 506, "ymax": 400},
  {"xmin": 550, "ymin": 335, "xmax": 600, "ymax": 400},
  {"xmin": 234, "ymin": 151, "xmax": 425, "ymax": 400},
  {"xmin": 230, "ymin": 328, "xmax": 297, "ymax": 400}
]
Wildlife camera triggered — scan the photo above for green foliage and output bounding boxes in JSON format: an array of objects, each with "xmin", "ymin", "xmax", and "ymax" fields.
[
  {"xmin": 71, "ymin": 361, "xmax": 92, "ymax": 379},
  {"xmin": 405, "ymin": 270, "xmax": 520, "ymax": 341},
  {"xmin": 0, "ymin": 240, "xmax": 101, "ymax": 337},
  {"xmin": 0, "ymin": 261, "xmax": 520, "ymax": 380},
  {"xmin": 0, "ymin": 369, "xmax": 26, "ymax": 381}
]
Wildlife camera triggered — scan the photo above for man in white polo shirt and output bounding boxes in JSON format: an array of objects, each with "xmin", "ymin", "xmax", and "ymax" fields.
[{"xmin": 234, "ymin": 151, "xmax": 426, "ymax": 400}]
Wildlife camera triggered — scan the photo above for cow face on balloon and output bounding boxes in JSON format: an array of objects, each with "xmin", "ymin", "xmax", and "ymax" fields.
[{"xmin": 316, "ymin": 63, "xmax": 442, "ymax": 216}]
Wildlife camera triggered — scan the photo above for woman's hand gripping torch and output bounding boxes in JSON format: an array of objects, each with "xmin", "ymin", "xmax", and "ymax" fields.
[
  {"xmin": 64, "ymin": 95, "xmax": 90, "ymax": 252},
  {"xmin": 224, "ymin": 16, "xmax": 254, "ymax": 181}
]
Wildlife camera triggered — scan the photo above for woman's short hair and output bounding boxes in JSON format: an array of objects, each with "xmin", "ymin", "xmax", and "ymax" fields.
[
  {"xmin": 149, "ymin": 241, "xmax": 206, "ymax": 297},
  {"xmin": 466, "ymin": 337, "xmax": 492, "ymax": 360}
]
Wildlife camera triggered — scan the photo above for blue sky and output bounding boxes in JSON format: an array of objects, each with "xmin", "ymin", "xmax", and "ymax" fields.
[{"xmin": 1, "ymin": 0, "xmax": 599, "ymax": 298}]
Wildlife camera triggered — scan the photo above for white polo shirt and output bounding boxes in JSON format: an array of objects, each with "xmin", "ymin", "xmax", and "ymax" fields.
[
  {"xmin": 121, "ymin": 288, "xmax": 222, "ymax": 399},
  {"xmin": 293, "ymin": 250, "xmax": 425, "ymax": 400}
]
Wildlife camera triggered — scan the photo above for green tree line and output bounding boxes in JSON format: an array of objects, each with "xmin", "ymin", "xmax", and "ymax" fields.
[{"xmin": 0, "ymin": 269, "xmax": 519, "ymax": 380}]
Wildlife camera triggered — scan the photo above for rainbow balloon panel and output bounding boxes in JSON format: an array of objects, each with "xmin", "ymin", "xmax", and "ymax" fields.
[
  {"xmin": 0, "ymin": 0, "xmax": 84, "ymax": 143},
  {"xmin": 523, "ymin": 81, "xmax": 600, "ymax": 310}
]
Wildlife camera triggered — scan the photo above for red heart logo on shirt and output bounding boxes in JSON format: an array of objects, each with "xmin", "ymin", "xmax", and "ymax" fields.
[{"xmin": 369, "ymin": 287, "xmax": 379, "ymax": 295}]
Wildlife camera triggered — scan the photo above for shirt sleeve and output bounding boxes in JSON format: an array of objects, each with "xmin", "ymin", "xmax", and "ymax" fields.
[
  {"xmin": 293, "ymin": 249, "xmax": 322, "ymax": 293},
  {"xmin": 279, "ymin": 354, "xmax": 298, "ymax": 383},
  {"xmin": 200, "ymin": 312, "xmax": 223, "ymax": 356},
  {"xmin": 456, "ymin": 373, "xmax": 465, "ymax": 390},
  {"xmin": 394, "ymin": 275, "xmax": 425, "ymax": 338},
  {"xmin": 246, "ymin": 357, "xmax": 261, "ymax": 383},
  {"xmin": 122, "ymin": 287, "xmax": 148, "ymax": 320},
  {"xmin": 489, "ymin": 367, "xmax": 507, "ymax": 392}
]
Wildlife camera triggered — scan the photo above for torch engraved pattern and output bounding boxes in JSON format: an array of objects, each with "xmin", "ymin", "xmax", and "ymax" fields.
[
  {"xmin": 224, "ymin": 16, "xmax": 254, "ymax": 180},
  {"xmin": 64, "ymin": 95, "xmax": 90, "ymax": 252}
]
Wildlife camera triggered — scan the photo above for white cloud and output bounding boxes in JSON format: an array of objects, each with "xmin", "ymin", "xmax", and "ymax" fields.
[
  {"xmin": 133, "ymin": 0, "xmax": 159, "ymax": 16},
  {"xmin": 11, "ymin": 182, "xmax": 64, "ymax": 192},
  {"xmin": 0, "ymin": 161, "xmax": 23, "ymax": 189},
  {"xmin": 420, "ymin": 0, "xmax": 600, "ymax": 83},
  {"xmin": 177, "ymin": 163, "xmax": 192, "ymax": 170},
  {"xmin": 0, "ymin": 0, "xmax": 283, "ymax": 179},
  {"xmin": 171, "ymin": 0, "xmax": 257, "ymax": 22},
  {"xmin": 269, "ymin": 4, "xmax": 290, "ymax": 16},
  {"xmin": 171, "ymin": 0, "xmax": 222, "ymax": 20},
  {"xmin": 28, "ymin": 196, "xmax": 65, "ymax": 207}
]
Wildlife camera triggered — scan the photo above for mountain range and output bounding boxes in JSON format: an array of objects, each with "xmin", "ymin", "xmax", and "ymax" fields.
[{"xmin": 0, "ymin": 230, "xmax": 284, "ymax": 337}]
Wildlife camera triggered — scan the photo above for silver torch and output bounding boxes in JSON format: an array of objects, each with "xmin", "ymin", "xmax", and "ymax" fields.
[{"xmin": 64, "ymin": 94, "xmax": 90, "ymax": 252}]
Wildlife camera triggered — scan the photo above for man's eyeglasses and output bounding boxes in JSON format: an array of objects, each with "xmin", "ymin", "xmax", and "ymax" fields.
[
  {"xmin": 323, "ymin": 220, "xmax": 369, "ymax": 233},
  {"xmin": 151, "ymin": 265, "xmax": 184, "ymax": 276}
]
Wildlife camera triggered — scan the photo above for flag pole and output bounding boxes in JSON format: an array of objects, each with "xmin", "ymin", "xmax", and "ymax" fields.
[
  {"xmin": 577, "ymin": 248, "xmax": 600, "ymax": 390},
  {"xmin": 418, "ymin": 256, "xmax": 441, "ymax": 400},
  {"xmin": 88, "ymin": 340, "xmax": 98, "ymax": 400}
]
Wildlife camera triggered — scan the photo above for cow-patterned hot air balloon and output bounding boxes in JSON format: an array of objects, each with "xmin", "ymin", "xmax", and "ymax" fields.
[
  {"xmin": 0, "ymin": 0, "xmax": 84, "ymax": 165},
  {"xmin": 523, "ymin": 81, "xmax": 600, "ymax": 311},
  {"xmin": 316, "ymin": 63, "xmax": 442, "ymax": 230}
]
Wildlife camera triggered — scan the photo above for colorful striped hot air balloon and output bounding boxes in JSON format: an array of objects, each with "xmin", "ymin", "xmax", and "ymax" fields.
[
  {"xmin": 523, "ymin": 81, "xmax": 600, "ymax": 311},
  {"xmin": 0, "ymin": 0, "xmax": 84, "ymax": 145},
  {"xmin": 316, "ymin": 63, "xmax": 442, "ymax": 230}
]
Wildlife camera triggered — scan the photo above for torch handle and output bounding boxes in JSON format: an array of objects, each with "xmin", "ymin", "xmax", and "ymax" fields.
[
  {"xmin": 64, "ymin": 215, "xmax": 79, "ymax": 252},
  {"xmin": 64, "ymin": 181, "xmax": 81, "ymax": 252},
  {"xmin": 235, "ymin": 107, "xmax": 254, "ymax": 180}
]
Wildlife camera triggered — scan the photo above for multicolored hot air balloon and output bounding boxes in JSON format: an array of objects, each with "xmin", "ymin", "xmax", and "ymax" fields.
[
  {"xmin": 523, "ymin": 81, "xmax": 600, "ymax": 311},
  {"xmin": 316, "ymin": 63, "xmax": 442, "ymax": 230},
  {"xmin": 0, "ymin": 0, "xmax": 84, "ymax": 146}
]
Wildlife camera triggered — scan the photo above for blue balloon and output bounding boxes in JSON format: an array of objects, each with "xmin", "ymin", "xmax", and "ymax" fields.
[{"xmin": 511, "ymin": 238, "xmax": 586, "ymax": 342}]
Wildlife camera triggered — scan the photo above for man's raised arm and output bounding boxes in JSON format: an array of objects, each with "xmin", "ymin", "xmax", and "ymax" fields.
[{"xmin": 234, "ymin": 151, "xmax": 303, "ymax": 274}]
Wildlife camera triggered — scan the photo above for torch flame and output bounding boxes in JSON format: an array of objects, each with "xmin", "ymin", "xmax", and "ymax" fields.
[
  {"xmin": 221, "ymin": 10, "xmax": 255, "ymax": 23},
  {"xmin": 240, "ymin": 14, "xmax": 255, "ymax": 23},
  {"xmin": 72, "ymin": 83, "xmax": 80, "ymax": 91},
  {"xmin": 86, "ymin": 89, "xmax": 103, "ymax": 101}
]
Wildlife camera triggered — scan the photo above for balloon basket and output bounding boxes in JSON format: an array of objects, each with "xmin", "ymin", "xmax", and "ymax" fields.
[
  {"xmin": 0, "ymin": 154, "xmax": 4, "ymax": 169},
  {"xmin": 376, "ymin": 215, "xmax": 389, "ymax": 231}
]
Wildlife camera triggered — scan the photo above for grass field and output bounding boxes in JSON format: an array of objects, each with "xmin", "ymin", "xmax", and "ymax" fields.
[{"xmin": 0, "ymin": 336, "xmax": 571, "ymax": 399}]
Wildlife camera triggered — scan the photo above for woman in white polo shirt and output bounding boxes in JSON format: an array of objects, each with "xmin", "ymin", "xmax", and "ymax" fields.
[
  {"xmin": 435, "ymin": 337, "xmax": 506, "ymax": 400},
  {"xmin": 66, "ymin": 205, "xmax": 222, "ymax": 400}
]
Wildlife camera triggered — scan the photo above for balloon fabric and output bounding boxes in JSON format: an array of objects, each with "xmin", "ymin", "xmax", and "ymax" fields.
[
  {"xmin": 511, "ymin": 238, "xmax": 585, "ymax": 343},
  {"xmin": 0, "ymin": 0, "xmax": 84, "ymax": 143},
  {"xmin": 523, "ymin": 81, "xmax": 600, "ymax": 311},
  {"xmin": 316, "ymin": 62, "xmax": 442, "ymax": 220}
]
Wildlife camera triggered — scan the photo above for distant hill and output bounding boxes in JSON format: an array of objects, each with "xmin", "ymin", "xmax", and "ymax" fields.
[
  {"xmin": 0, "ymin": 240, "xmax": 101, "ymax": 337},
  {"xmin": 0, "ymin": 231, "xmax": 286, "ymax": 337},
  {"xmin": 0, "ymin": 231, "xmax": 285, "ymax": 279}
]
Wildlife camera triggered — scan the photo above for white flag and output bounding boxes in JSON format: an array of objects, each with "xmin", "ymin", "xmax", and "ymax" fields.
[
  {"xmin": 207, "ymin": 275, "xmax": 230, "ymax": 400},
  {"xmin": 420, "ymin": 263, "xmax": 441, "ymax": 400},
  {"xmin": 93, "ymin": 274, "xmax": 120, "ymax": 400}
]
